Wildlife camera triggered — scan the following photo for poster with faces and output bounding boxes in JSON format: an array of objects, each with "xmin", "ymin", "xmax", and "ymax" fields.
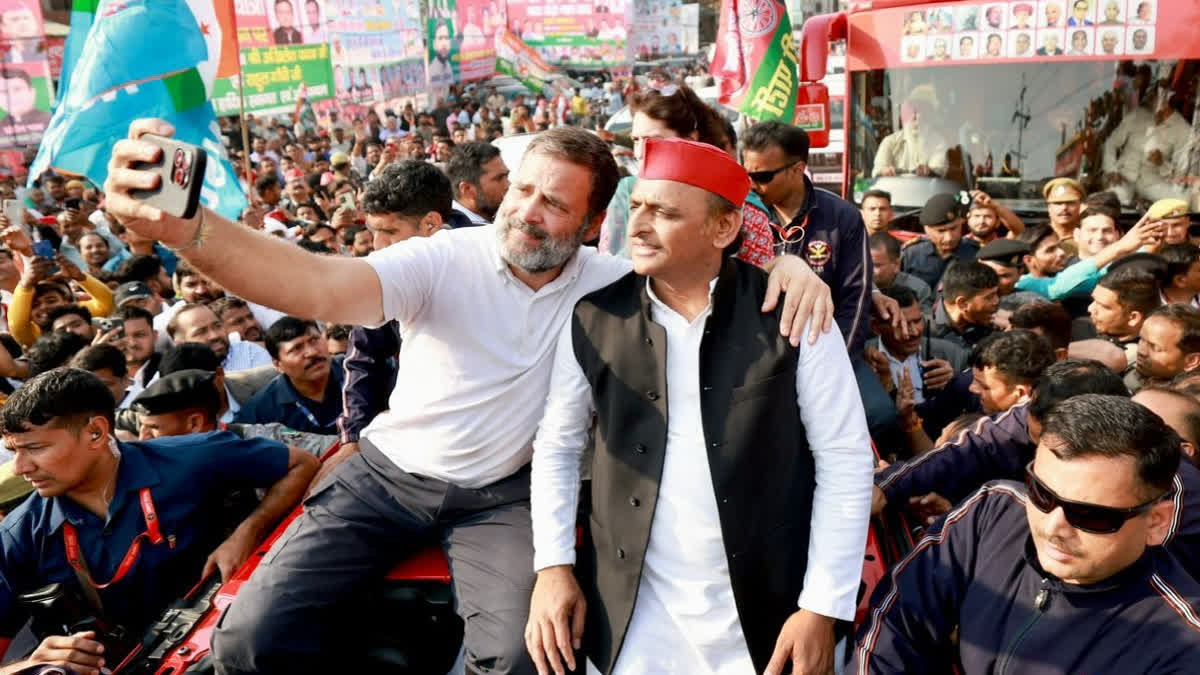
[{"xmin": 896, "ymin": 0, "xmax": 1159, "ymax": 63}]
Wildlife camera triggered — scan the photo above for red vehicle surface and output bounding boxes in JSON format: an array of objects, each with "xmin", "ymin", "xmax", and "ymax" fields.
[
  {"xmin": 93, "ymin": 440, "xmax": 898, "ymax": 673},
  {"xmin": 798, "ymin": 0, "xmax": 1200, "ymax": 225}
]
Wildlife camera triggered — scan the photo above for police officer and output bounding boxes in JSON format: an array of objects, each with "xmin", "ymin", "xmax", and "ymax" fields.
[
  {"xmin": 1042, "ymin": 177, "xmax": 1085, "ymax": 257},
  {"xmin": 134, "ymin": 369, "xmax": 335, "ymax": 457},
  {"xmin": 0, "ymin": 369, "xmax": 317, "ymax": 674},
  {"xmin": 976, "ymin": 238, "xmax": 1029, "ymax": 297},
  {"xmin": 855, "ymin": 395, "xmax": 1200, "ymax": 673},
  {"xmin": 901, "ymin": 193, "xmax": 980, "ymax": 291},
  {"xmin": 1149, "ymin": 198, "xmax": 1192, "ymax": 246}
]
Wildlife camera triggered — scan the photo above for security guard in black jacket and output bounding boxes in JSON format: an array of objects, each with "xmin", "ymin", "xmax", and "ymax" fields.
[
  {"xmin": 855, "ymin": 395, "xmax": 1200, "ymax": 674},
  {"xmin": 900, "ymin": 193, "xmax": 981, "ymax": 291}
]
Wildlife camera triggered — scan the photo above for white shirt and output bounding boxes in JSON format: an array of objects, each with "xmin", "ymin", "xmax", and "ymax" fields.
[
  {"xmin": 222, "ymin": 340, "xmax": 273, "ymax": 372},
  {"xmin": 533, "ymin": 279, "xmax": 874, "ymax": 672},
  {"xmin": 362, "ymin": 226, "xmax": 631, "ymax": 488},
  {"xmin": 220, "ymin": 381, "xmax": 241, "ymax": 424},
  {"xmin": 877, "ymin": 340, "xmax": 925, "ymax": 404}
]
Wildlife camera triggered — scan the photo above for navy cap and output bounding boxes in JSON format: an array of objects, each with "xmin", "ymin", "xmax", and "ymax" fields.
[
  {"xmin": 132, "ymin": 369, "xmax": 220, "ymax": 417},
  {"xmin": 114, "ymin": 281, "xmax": 153, "ymax": 307},
  {"xmin": 977, "ymin": 239, "xmax": 1030, "ymax": 268},
  {"xmin": 920, "ymin": 193, "xmax": 966, "ymax": 227}
]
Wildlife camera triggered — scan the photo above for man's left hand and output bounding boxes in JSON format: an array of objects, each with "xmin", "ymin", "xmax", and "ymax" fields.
[
  {"xmin": 764, "ymin": 609, "xmax": 836, "ymax": 675},
  {"xmin": 762, "ymin": 255, "xmax": 834, "ymax": 347},
  {"xmin": 203, "ymin": 529, "xmax": 257, "ymax": 581}
]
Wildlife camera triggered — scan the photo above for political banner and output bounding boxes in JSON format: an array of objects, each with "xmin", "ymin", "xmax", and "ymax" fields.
[
  {"xmin": 631, "ymin": 0, "xmax": 682, "ymax": 60},
  {"xmin": 0, "ymin": 0, "xmax": 52, "ymax": 149},
  {"xmin": 494, "ymin": 27, "xmax": 552, "ymax": 93},
  {"xmin": 330, "ymin": 0, "xmax": 423, "ymax": 103},
  {"xmin": 506, "ymin": 0, "xmax": 627, "ymax": 68},
  {"xmin": 427, "ymin": 0, "xmax": 457, "ymax": 88},
  {"xmin": 712, "ymin": 0, "xmax": 798, "ymax": 123},
  {"xmin": 211, "ymin": 43, "xmax": 334, "ymax": 115},
  {"xmin": 236, "ymin": 0, "xmax": 327, "ymax": 47},
  {"xmin": 456, "ymin": 0, "xmax": 499, "ymax": 81}
]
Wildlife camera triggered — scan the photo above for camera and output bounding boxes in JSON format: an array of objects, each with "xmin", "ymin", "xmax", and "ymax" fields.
[{"xmin": 18, "ymin": 583, "xmax": 133, "ymax": 664}]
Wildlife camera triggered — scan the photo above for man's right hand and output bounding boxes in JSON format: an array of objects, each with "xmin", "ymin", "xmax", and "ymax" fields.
[
  {"xmin": 306, "ymin": 441, "xmax": 358, "ymax": 495},
  {"xmin": 526, "ymin": 565, "xmax": 586, "ymax": 675},
  {"xmin": 18, "ymin": 256, "xmax": 54, "ymax": 289},
  {"xmin": 18, "ymin": 631, "xmax": 106, "ymax": 675},
  {"xmin": 104, "ymin": 119, "xmax": 199, "ymax": 247}
]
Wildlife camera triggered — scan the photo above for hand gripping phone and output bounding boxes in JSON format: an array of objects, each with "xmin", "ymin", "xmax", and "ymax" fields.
[{"xmin": 131, "ymin": 134, "xmax": 207, "ymax": 219}]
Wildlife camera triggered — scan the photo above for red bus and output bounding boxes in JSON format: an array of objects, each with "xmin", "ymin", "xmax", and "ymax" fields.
[{"xmin": 798, "ymin": 0, "xmax": 1200, "ymax": 224}]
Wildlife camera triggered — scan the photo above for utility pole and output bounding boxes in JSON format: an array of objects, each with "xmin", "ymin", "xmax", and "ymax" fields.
[{"xmin": 1011, "ymin": 72, "xmax": 1031, "ymax": 176}]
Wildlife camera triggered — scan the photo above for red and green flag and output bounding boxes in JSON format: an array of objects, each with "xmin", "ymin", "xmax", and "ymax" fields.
[{"xmin": 711, "ymin": 0, "xmax": 797, "ymax": 124}]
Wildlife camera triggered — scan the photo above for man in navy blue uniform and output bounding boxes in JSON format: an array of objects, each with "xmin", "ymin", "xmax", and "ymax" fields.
[
  {"xmin": 0, "ymin": 369, "xmax": 316, "ymax": 674},
  {"xmin": 854, "ymin": 394, "xmax": 1200, "ymax": 673},
  {"xmin": 235, "ymin": 317, "xmax": 345, "ymax": 435},
  {"xmin": 872, "ymin": 359, "xmax": 1200, "ymax": 578}
]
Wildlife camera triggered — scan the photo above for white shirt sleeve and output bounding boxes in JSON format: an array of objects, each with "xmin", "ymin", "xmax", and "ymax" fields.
[
  {"xmin": 362, "ymin": 230, "xmax": 454, "ymax": 329},
  {"xmin": 530, "ymin": 316, "xmax": 595, "ymax": 571},
  {"xmin": 794, "ymin": 321, "xmax": 875, "ymax": 621}
]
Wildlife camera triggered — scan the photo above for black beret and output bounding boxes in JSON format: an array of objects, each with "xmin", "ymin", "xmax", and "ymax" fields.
[
  {"xmin": 920, "ymin": 193, "xmax": 966, "ymax": 227},
  {"xmin": 132, "ymin": 369, "xmax": 220, "ymax": 416},
  {"xmin": 977, "ymin": 239, "xmax": 1030, "ymax": 268}
]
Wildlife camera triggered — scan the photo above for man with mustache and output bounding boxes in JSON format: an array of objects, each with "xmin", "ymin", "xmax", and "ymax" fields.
[{"xmin": 234, "ymin": 317, "xmax": 343, "ymax": 435}]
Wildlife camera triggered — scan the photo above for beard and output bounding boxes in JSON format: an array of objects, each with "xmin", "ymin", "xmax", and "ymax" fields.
[{"xmin": 495, "ymin": 214, "xmax": 587, "ymax": 274}]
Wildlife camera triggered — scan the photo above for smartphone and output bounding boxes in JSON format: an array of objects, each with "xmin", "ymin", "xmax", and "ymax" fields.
[
  {"xmin": 2, "ymin": 198, "xmax": 24, "ymax": 235},
  {"xmin": 338, "ymin": 192, "xmax": 356, "ymax": 210},
  {"xmin": 130, "ymin": 134, "xmax": 207, "ymax": 219},
  {"xmin": 95, "ymin": 317, "xmax": 124, "ymax": 336},
  {"xmin": 63, "ymin": 197, "xmax": 82, "ymax": 211}
]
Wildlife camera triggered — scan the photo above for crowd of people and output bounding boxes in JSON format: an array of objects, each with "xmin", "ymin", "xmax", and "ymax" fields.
[{"xmin": 0, "ymin": 67, "xmax": 1193, "ymax": 675}]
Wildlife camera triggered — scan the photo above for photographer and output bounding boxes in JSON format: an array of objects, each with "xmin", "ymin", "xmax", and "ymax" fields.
[{"xmin": 0, "ymin": 369, "xmax": 317, "ymax": 674}]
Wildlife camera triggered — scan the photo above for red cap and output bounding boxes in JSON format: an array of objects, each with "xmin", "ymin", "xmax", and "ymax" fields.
[
  {"xmin": 640, "ymin": 137, "xmax": 750, "ymax": 207},
  {"xmin": 284, "ymin": 168, "xmax": 306, "ymax": 183}
]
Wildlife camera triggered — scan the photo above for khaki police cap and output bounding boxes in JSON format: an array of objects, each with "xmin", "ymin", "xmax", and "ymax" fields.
[
  {"xmin": 1042, "ymin": 178, "xmax": 1084, "ymax": 203},
  {"xmin": 1148, "ymin": 198, "xmax": 1189, "ymax": 220}
]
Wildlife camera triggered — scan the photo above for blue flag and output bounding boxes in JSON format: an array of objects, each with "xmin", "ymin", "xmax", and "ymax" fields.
[{"xmin": 31, "ymin": 0, "xmax": 246, "ymax": 220}]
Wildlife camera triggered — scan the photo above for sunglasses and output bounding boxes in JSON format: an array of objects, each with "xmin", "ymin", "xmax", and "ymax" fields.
[
  {"xmin": 747, "ymin": 161, "xmax": 800, "ymax": 185},
  {"xmin": 1024, "ymin": 462, "xmax": 1172, "ymax": 534}
]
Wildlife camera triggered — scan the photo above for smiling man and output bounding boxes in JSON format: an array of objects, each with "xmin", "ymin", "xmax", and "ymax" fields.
[
  {"xmin": 526, "ymin": 137, "xmax": 872, "ymax": 675},
  {"xmin": 854, "ymin": 394, "xmax": 1200, "ymax": 673}
]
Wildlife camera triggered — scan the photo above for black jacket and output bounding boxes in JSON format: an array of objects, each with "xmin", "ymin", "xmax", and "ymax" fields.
[
  {"xmin": 773, "ymin": 176, "xmax": 872, "ymax": 357},
  {"xmin": 853, "ymin": 481, "xmax": 1200, "ymax": 674},
  {"xmin": 571, "ymin": 259, "xmax": 816, "ymax": 673},
  {"xmin": 875, "ymin": 403, "xmax": 1200, "ymax": 578},
  {"xmin": 336, "ymin": 321, "xmax": 399, "ymax": 444}
]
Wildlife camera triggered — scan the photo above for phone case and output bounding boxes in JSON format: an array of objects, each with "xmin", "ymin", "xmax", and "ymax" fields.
[{"xmin": 130, "ymin": 134, "xmax": 207, "ymax": 219}]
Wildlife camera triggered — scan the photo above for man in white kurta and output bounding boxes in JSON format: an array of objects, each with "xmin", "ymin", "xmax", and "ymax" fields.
[{"xmin": 526, "ymin": 137, "xmax": 874, "ymax": 675}]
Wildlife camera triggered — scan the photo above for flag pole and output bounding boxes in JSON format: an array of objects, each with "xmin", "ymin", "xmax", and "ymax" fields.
[{"xmin": 238, "ymin": 72, "xmax": 252, "ymax": 187}]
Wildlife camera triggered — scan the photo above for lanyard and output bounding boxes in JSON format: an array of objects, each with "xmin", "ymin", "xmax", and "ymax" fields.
[
  {"xmin": 771, "ymin": 208, "xmax": 811, "ymax": 248},
  {"xmin": 62, "ymin": 487, "xmax": 173, "ymax": 591},
  {"xmin": 294, "ymin": 400, "xmax": 337, "ymax": 430}
]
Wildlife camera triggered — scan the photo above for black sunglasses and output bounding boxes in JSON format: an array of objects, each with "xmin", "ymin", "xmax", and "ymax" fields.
[
  {"xmin": 747, "ymin": 161, "xmax": 800, "ymax": 185},
  {"xmin": 1024, "ymin": 462, "xmax": 1172, "ymax": 534}
]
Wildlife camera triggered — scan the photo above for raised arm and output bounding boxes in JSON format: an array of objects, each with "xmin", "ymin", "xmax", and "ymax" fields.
[{"xmin": 105, "ymin": 119, "xmax": 384, "ymax": 326}]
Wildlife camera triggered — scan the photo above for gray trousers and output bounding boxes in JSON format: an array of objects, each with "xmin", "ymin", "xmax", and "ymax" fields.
[{"xmin": 212, "ymin": 441, "xmax": 537, "ymax": 674}]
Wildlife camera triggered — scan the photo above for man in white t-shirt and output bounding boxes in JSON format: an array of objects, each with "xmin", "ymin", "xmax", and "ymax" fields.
[{"xmin": 103, "ymin": 121, "xmax": 833, "ymax": 675}]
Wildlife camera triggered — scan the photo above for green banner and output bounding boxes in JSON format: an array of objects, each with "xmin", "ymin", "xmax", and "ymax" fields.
[
  {"xmin": 212, "ymin": 44, "xmax": 334, "ymax": 116},
  {"xmin": 738, "ymin": 12, "xmax": 797, "ymax": 123},
  {"xmin": 494, "ymin": 28, "xmax": 553, "ymax": 94}
]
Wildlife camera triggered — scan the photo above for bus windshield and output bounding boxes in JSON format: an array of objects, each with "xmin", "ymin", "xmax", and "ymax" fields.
[{"xmin": 847, "ymin": 59, "xmax": 1200, "ymax": 212}]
